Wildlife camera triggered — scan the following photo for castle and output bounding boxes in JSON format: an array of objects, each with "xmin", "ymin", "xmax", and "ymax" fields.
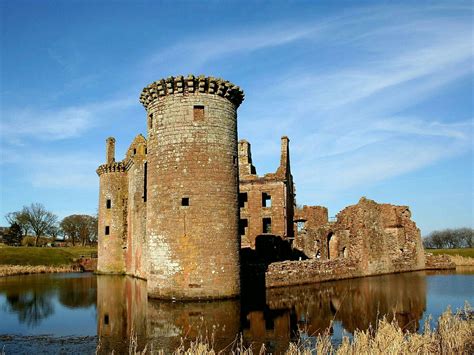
[{"xmin": 97, "ymin": 75, "xmax": 426, "ymax": 300}]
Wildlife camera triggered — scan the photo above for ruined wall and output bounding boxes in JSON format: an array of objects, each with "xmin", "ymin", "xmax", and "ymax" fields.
[
  {"xmin": 239, "ymin": 180, "xmax": 287, "ymax": 247},
  {"xmin": 141, "ymin": 75, "xmax": 243, "ymax": 299},
  {"xmin": 125, "ymin": 135, "xmax": 148, "ymax": 279},
  {"xmin": 97, "ymin": 139, "xmax": 128, "ymax": 274},
  {"xmin": 266, "ymin": 257, "xmax": 362, "ymax": 288},
  {"xmin": 335, "ymin": 197, "xmax": 425, "ymax": 274},
  {"xmin": 280, "ymin": 198, "xmax": 426, "ymax": 287},
  {"xmin": 238, "ymin": 137, "xmax": 295, "ymax": 248}
]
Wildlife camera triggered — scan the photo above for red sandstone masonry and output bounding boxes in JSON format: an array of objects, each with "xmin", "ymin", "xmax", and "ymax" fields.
[
  {"xmin": 143, "ymin": 76, "xmax": 242, "ymax": 299},
  {"xmin": 265, "ymin": 257, "xmax": 362, "ymax": 288}
]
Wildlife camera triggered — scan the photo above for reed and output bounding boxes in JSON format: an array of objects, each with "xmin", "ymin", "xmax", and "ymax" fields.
[
  {"xmin": 0, "ymin": 264, "xmax": 81, "ymax": 277},
  {"xmin": 449, "ymin": 255, "xmax": 474, "ymax": 266}
]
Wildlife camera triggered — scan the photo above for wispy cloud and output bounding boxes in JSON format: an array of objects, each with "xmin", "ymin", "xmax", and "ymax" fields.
[
  {"xmin": 1, "ymin": 96, "xmax": 136, "ymax": 143},
  {"xmin": 229, "ymin": 5, "xmax": 473, "ymax": 198},
  {"xmin": 1, "ymin": 148, "xmax": 100, "ymax": 189}
]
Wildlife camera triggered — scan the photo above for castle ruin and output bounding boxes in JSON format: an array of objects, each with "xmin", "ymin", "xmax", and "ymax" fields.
[{"xmin": 97, "ymin": 74, "xmax": 426, "ymax": 299}]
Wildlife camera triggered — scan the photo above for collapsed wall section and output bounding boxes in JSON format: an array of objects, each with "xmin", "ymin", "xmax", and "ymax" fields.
[{"xmin": 271, "ymin": 197, "xmax": 426, "ymax": 288}]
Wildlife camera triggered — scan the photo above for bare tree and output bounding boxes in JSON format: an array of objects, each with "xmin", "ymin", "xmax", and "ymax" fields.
[
  {"xmin": 23, "ymin": 203, "xmax": 58, "ymax": 247},
  {"xmin": 5, "ymin": 210, "xmax": 30, "ymax": 238},
  {"xmin": 423, "ymin": 228, "xmax": 474, "ymax": 249},
  {"xmin": 60, "ymin": 214, "xmax": 97, "ymax": 246}
]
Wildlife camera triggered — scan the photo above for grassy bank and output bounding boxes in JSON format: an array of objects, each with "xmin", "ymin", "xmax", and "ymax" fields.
[
  {"xmin": 125, "ymin": 306, "xmax": 473, "ymax": 354},
  {"xmin": 426, "ymin": 248, "xmax": 474, "ymax": 258},
  {"xmin": 0, "ymin": 264, "xmax": 82, "ymax": 277},
  {"xmin": 0, "ymin": 245, "xmax": 96, "ymax": 267}
]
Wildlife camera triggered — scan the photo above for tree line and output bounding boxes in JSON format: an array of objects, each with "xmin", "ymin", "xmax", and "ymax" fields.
[
  {"xmin": 3, "ymin": 203, "xmax": 97, "ymax": 247},
  {"xmin": 423, "ymin": 228, "xmax": 473, "ymax": 249}
]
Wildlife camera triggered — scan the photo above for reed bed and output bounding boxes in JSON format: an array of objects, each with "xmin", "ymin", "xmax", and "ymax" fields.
[
  {"xmin": 449, "ymin": 255, "xmax": 474, "ymax": 267},
  {"xmin": 0, "ymin": 264, "xmax": 81, "ymax": 277},
  {"xmin": 120, "ymin": 304, "xmax": 473, "ymax": 355}
]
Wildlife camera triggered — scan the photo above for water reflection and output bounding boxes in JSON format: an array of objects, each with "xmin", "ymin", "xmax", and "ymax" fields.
[
  {"xmin": 96, "ymin": 276, "xmax": 240, "ymax": 353},
  {"xmin": 2, "ymin": 270, "xmax": 470, "ymax": 353},
  {"xmin": 0, "ymin": 273, "xmax": 96, "ymax": 328},
  {"xmin": 96, "ymin": 272, "xmax": 427, "ymax": 353}
]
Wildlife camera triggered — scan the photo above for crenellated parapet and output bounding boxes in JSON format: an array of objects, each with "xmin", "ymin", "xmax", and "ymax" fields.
[
  {"xmin": 139, "ymin": 75, "xmax": 245, "ymax": 109},
  {"xmin": 96, "ymin": 161, "xmax": 127, "ymax": 176}
]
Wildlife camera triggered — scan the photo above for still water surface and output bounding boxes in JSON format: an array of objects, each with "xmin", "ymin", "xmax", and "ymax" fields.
[{"xmin": 0, "ymin": 269, "xmax": 472, "ymax": 353}]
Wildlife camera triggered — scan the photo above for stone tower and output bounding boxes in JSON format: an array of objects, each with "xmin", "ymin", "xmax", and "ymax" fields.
[
  {"xmin": 140, "ymin": 75, "xmax": 244, "ymax": 299},
  {"xmin": 97, "ymin": 137, "xmax": 128, "ymax": 273}
]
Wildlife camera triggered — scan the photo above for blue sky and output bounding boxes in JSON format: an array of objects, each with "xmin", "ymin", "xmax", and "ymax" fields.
[{"xmin": 1, "ymin": 1, "xmax": 472, "ymax": 235}]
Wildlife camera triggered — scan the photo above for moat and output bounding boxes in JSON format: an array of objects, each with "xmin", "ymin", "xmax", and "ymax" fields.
[{"xmin": 1, "ymin": 270, "xmax": 473, "ymax": 353}]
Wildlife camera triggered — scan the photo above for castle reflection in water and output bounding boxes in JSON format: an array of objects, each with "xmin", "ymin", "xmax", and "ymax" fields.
[{"xmin": 97, "ymin": 272, "xmax": 426, "ymax": 353}]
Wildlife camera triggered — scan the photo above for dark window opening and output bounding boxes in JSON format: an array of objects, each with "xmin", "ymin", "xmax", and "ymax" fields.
[
  {"xmin": 239, "ymin": 219, "xmax": 248, "ymax": 236},
  {"xmin": 193, "ymin": 105, "xmax": 205, "ymax": 121},
  {"xmin": 262, "ymin": 193, "xmax": 272, "ymax": 207},
  {"xmin": 105, "ymin": 226, "xmax": 110, "ymax": 235},
  {"xmin": 148, "ymin": 113, "xmax": 153, "ymax": 129},
  {"xmin": 239, "ymin": 192, "xmax": 248, "ymax": 208},
  {"xmin": 133, "ymin": 148, "xmax": 136, "ymax": 155},
  {"xmin": 181, "ymin": 197, "xmax": 189, "ymax": 206},
  {"xmin": 106, "ymin": 199, "xmax": 111, "ymax": 209},
  {"xmin": 143, "ymin": 162, "xmax": 147, "ymax": 202},
  {"xmin": 263, "ymin": 218, "xmax": 272, "ymax": 233},
  {"xmin": 145, "ymin": 148, "xmax": 147, "ymax": 154},
  {"xmin": 104, "ymin": 314, "xmax": 109, "ymax": 325}
]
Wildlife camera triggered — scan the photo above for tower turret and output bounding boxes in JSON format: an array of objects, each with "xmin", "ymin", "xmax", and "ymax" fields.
[
  {"xmin": 96, "ymin": 137, "xmax": 128, "ymax": 274},
  {"xmin": 140, "ymin": 75, "xmax": 244, "ymax": 299},
  {"xmin": 106, "ymin": 137, "xmax": 116, "ymax": 164}
]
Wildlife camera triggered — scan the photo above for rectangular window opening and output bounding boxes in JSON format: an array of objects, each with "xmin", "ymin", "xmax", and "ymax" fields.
[
  {"xmin": 104, "ymin": 314, "xmax": 109, "ymax": 325},
  {"xmin": 239, "ymin": 219, "xmax": 248, "ymax": 236},
  {"xmin": 193, "ymin": 105, "xmax": 205, "ymax": 121},
  {"xmin": 181, "ymin": 197, "xmax": 189, "ymax": 206},
  {"xmin": 105, "ymin": 226, "xmax": 110, "ymax": 235},
  {"xmin": 297, "ymin": 221, "xmax": 306, "ymax": 232},
  {"xmin": 262, "ymin": 193, "xmax": 272, "ymax": 207},
  {"xmin": 106, "ymin": 199, "xmax": 111, "ymax": 209},
  {"xmin": 148, "ymin": 113, "xmax": 153, "ymax": 129},
  {"xmin": 263, "ymin": 218, "xmax": 272, "ymax": 234},
  {"xmin": 239, "ymin": 192, "xmax": 248, "ymax": 208}
]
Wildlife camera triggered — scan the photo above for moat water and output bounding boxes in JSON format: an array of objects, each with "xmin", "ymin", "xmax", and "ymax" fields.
[{"xmin": 0, "ymin": 269, "xmax": 473, "ymax": 353}]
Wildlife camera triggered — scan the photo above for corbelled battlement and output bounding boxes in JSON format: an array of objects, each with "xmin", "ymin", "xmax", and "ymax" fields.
[
  {"xmin": 96, "ymin": 161, "xmax": 127, "ymax": 176},
  {"xmin": 139, "ymin": 75, "xmax": 244, "ymax": 109}
]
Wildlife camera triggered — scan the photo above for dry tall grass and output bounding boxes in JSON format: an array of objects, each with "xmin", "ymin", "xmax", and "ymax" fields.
[
  {"xmin": 122, "ymin": 305, "xmax": 473, "ymax": 355},
  {"xmin": 449, "ymin": 255, "xmax": 474, "ymax": 266},
  {"xmin": 0, "ymin": 264, "xmax": 81, "ymax": 277}
]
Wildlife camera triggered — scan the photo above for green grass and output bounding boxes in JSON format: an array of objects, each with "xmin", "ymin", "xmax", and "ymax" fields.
[
  {"xmin": 426, "ymin": 248, "xmax": 474, "ymax": 258},
  {"xmin": 0, "ymin": 246, "xmax": 97, "ymax": 266}
]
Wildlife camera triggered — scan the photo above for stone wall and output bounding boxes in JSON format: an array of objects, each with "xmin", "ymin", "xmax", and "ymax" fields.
[
  {"xmin": 266, "ymin": 257, "xmax": 362, "ymax": 288},
  {"xmin": 125, "ymin": 135, "xmax": 148, "ymax": 279},
  {"xmin": 238, "ymin": 137, "xmax": 295, "ymax": 248},
  {"xmin": 142, "ymin": 76, "xmax": 242, "ymax": 299},
  {"xmin": 425, "ymin": 253, "xmax": 456, "ymax": 269}
]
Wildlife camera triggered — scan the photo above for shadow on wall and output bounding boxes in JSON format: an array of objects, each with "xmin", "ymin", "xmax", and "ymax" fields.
[{"xmin": 240, "ymin": 235, "xmax": 309, "ymax": 311}]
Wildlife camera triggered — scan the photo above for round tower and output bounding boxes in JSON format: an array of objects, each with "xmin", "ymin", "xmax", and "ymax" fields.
[
  {"xmin": 96, "ymin": 137, "xmax": 127, "ymax": 274},
  {"xmin": 140, "ymin": 75, "xmax": 244, "ymax": 299}
]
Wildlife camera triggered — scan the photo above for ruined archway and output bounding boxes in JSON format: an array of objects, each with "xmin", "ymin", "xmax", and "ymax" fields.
[{"xmin": 327, "ymin": 232, "xmax": 338, "ymax": 260}]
